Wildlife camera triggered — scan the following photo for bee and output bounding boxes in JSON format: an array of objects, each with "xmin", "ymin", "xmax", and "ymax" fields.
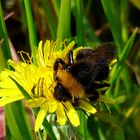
[{"xmin": 53, "ymin": 43, "xmax": 116, "ymax": 102}]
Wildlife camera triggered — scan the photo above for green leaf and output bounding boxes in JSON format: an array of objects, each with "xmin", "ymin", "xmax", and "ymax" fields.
[
  {"xmin": 0, "ymin": 3, "xmax": 12, "ymax": 69},
  {"xmin": 111, "ymin": 126, "xmax": 125, "ymax": 140},
  {"xmin": 5, "ymin": 101, "xmax": 36, "ymax": 140},
  {"xmin": 0, "ymin": 2, "xmax": 35, "ymax": 139},
  {"xmin": 95, "ymin": 111, "xmax": 125, "ymax": 140},
  {"xmin": 0, "ymin": 39, "xmax": 6, "ymax": 71},
  {"xmin": 130, "ymin": 0, "xmax": 140, "ymax": 10},
  {"xmin": 42, "ymin": 0, "xmax": 57, "ymax": 39},
  {"xmin": 10, "ymin": 78, "xmax": 56, "ymax": 140},
  {"xmin": 83, "ymin": 16, "xmax": 100, "ymax": 43},
  {"xmin": 95, "ymin": 111, "xmax": 119, "ymax": 127},
  {"xmin": 75, "ymin": 0, "xmax": 84, "ymax": 46},
  {"xmin": 77, "ymin": 110, "xmax": 92, "ymax": 140},
  {"xmin": 101, "ymin": 0, "xmax": 123, "ymax": 48},
  {"xmin": 57, "ymin": 0, "xmax": 71, "ymax": 40},
  {"xmin": 24, "ymin": 0, "xmax": 38, "ymax": 64},
  {"xmin": 119, "ymin": 28, "xmax": 137, "ymax": 64},
  {"xmin": 120, "ymin": 0, "xmax": 129, "ymax": 43},
  {"xmin": 52, "ymin": 0, "xmax": 61, "ymax": 19},
  {"xmin": 111, "ymin": 28, "xmax": 138, "ymax": 85}
]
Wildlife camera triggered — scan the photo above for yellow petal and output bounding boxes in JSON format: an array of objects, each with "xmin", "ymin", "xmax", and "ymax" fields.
[
  {"xmin": 34, "ymin": 101, "xmax": 48, "ymax": 132},
  {"xmin": 37, "ymin": 41, "xmax": 46, "ymax": 67},
  {"xmin": 64, "ymin": 41, "xmax": 75, "ymax": 52},
  {"xmin": 48, "ymin": 99, "xmax": 57, "ymax": 113},
  {"xmin": 64, "ymin": 101, "xmax": 80, "ymax": 127},
  {"xmin": 26, "ymin": 97, "xmax": 46, "ymax": 107},
  {"xmin": 0, "ymin": 70, "xmax": 19, "ymax": 89},
  {"xmin": 0, "ymin": 95, "xmax": 24, "ymax": 106},
  {"xmin": 73, "ymin": 47, "xmax": 83, "ymax": 59},
  {"xmin": 55, "ymin": 102, "xmax": 66, "ymax": 125},
  {"xmin": 0, "ymin": 89, "xmax": 23, "ymax": 97},
  {"xmin": 78, "ymin": 100, "xmax": 97, "ymax": 114},
  {"xmin": 43, "ymin": 40, "xmax": 53, "ymax": 65}
]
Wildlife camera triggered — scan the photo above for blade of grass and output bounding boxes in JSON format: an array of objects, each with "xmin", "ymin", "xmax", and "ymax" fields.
[
  {"xmin": 18, "ymin": 0, "xmax": 27, "ymax": 30},
  {"xmin": 121, "ymin": 66, "xmax": 131, "ymax": 95},
  {"xmin": 98, "ymin": 128, "xmax": 106, "ymax": 140},
  {"xmin": 119, "ymin": 28, "xmax": 138, "ymax": 63},
  {"xmin": 0, "ymin": 39, "xmax": 6, "ymax": 71},
  {"xmin": 0, "ymin": 4, "xmax": 12, "ymax": 68},
  {"xmin": 75, "ymin": 0, "xmax": 84, "ymax": 46},
  {"xmin": 0, "ymin": 2, "xmax": 35, "ymax": 139},
  {"xmin": 101, "ymin": 0, "xmax": 130, "ymax": 51},
  {"xmin": 24, "ymin": 0, "xmax": 38, "ymax": 64},
  {"xmin": 120, "ymin": 0, "xmax": 128, "ymax": 43},
  {"xmin": 77, "ymin": 110, "xmax": 91, "ymax": 140},
  {"xmin": 109, "ymin": 28, "xmax": 138, "ymax": 90},
  {"xmin": 5, "ymin": 101, "xmax": 36, "ymax": 140},
  {"xmin": 83, "ymin": 15, "xmax": 100, "ymax": 43},
  {"xmin": 51, "ymin": 0, "xmax": 61, "ymax": 19},
  {"xmin": 101, "ymin": 0, "xmax": 123, "ymax": 51},
  {"xmin": 85, "ymin": 0, "xmax": 92, "ymax": 15},
  {"xmin": 11, "ymin": 78, "xmax": 56, "ymax": 140},
  {"xmin": 57, "ymin": 0, "xmax": 71, "ymax": 41},
  {"xmin": 118, "ymin": 0, "xmax": 130, "ymax": 101},
  {"xmin": 122, "ymin": 93, "xmax": 140, "ymax": 124},
  {"xmin": 42, "ymin": 0, "xmax": 57, "ymax": 39},
  {"xmin": 130, "ymin": 0, "xmax": 140, "ymax": 10}
]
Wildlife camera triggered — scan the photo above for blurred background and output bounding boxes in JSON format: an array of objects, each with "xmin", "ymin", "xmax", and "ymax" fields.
[{"xmin": 0, "ymin": 0, "xmax": 140, "ymax": 140}]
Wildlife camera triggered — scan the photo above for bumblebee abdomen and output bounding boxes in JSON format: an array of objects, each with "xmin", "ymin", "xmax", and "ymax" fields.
[
  {"xmin": 56, "ymin": 70, "xmax": 85, "ymax": 99},
  {"xmin": 68, "ymin": 61, "xmax": 109, "ymax": 88}
]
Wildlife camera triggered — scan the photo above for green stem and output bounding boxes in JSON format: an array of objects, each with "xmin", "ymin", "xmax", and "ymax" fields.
[
  {"xmin": 0, "ymin": 2, "xmax": 35, "ymax": 139},
  {"xmin": 123, "ymin": 93, "xmax": 140, "ymax": 124},
  {"xmin": 120, "ymin": 0, "xmax": 128, "ymax": 43},
  {"xmin": 5, "ymin": 102, "xmax": 35, "ymax": 140},
  {"xmin": 11, "ymin": 78, "xmax": 56, "ymax": 140},
  {"xmin": 75, "ymin": 0, "xmax": 84, "ymax": 46},
  {"xmin": 101, "ymin": 0, "xmax": 123, "ymax": 51},
  {"xmin": 77, "ymin": 111, "xmax": 87, "ymax": 140},
  {"xmin": 52, "ymin": 0, "xmax": 61, "ymax": 19},
  {"xmin": 57, "ymin": 0, "xmax": 71, "ymax": 40},
  {"xmin": 42, "ymin": 0, "xmax": 57, "ymax": 39},
  {"xmin": 24, "ymin": 0, "xmax": 38, "ymax": 64},
  {"xmin": 111, "ymin": 28, "xmax": 137, "ymax": 85},
  {"xmin": 0, "ymin": 3, "xmax": 12, "ymax": 69}
]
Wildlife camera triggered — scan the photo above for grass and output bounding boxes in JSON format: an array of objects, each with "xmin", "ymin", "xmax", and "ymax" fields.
[{"xmin": 0, "ymin": 0, "xmax": 140, "ymax": 140}]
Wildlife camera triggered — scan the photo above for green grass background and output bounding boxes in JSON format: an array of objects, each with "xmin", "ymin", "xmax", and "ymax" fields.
[{"xmin": 0, "ymin": 0, "xmax": 140, "ymax": 140}]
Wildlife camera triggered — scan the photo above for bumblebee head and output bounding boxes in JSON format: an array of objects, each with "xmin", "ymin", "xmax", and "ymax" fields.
[{"xmin": 53, "ymin": 83, "xmax": 72, "ymax": 102}]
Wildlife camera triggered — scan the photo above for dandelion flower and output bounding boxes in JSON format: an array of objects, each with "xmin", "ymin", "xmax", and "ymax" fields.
[{"xmin": 0, "ymin": 40, "xmax": 97, "ymax": 132}]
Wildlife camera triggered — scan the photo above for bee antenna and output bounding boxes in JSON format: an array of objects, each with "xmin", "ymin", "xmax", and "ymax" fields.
[{"xmin": 68, "ymin": 50, "xmax": 74, "ymax": 64}]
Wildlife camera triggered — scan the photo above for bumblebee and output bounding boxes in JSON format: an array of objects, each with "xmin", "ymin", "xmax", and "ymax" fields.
[{"xmin": 53, "ymin": 43, "xmax": 116, "ymax": 102}]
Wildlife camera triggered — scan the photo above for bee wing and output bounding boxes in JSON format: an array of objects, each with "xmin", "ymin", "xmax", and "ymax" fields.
[
  {"xmin": 76, "ymin": 42, "xmax": 116, "ymax": 64},
  {"xmin": 76, "ymin": 48, "xmax": 95, "ymax": 61}
]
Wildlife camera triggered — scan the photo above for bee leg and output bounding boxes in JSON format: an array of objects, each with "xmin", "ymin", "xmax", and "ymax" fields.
[
  {"xmin": 53, "ymin": 58, "xmax": 67, "ymax": 79},
  {"xmin": 53, "ymin": 58, "xmax": 66, "ymax": 71},
  {"xmin": 88, "ymin": 89, "xmax": 99, "ymax": 101},
  {"xmin": 93, "ymin": 82, "xmax": 110, "ymax": 89},
  {"xmin": 54, "ymin": 83, "xmax": 72, "ymax": 101},
  {"xmin": 68, "ymin": 50, "xmax": 74, "ymax": 64}
]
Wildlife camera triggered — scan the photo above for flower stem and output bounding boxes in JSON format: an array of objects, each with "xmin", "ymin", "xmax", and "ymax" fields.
[
  {"xmin": 24, "ymin": 0, "xmax": 38, "ymax": 65},
  {"xmin": 0, "ymin": 2, "xmax": 35, "ymax": 139},
  {"xmin": 57, "ymin": 0, "xmax": 71, "ymax": 40},
  {"xmin": 75, "ymin": 0, "xmax": 84, "ymax": 46},
  {"xmin": 0, "ymin": 2, "xmax": 12, "ymax": 70}
]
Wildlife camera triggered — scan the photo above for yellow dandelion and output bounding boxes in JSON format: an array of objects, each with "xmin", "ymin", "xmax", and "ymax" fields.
[{"xmin": 0, "ymin": 40, "xmax": 97, "ymax": 132}]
